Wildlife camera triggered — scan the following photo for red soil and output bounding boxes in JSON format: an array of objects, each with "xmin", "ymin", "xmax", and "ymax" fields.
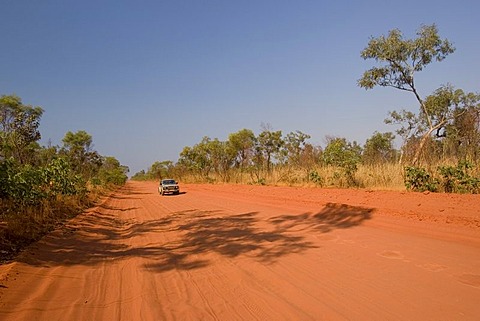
[{"xmin": 1, "ymin": 181, "xmax": 479, "ymax": 320}]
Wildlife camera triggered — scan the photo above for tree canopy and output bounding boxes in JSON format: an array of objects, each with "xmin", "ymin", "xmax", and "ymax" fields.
[{"xmin": 358, "ymin": 24, "xmax": 478, "ymax": 164}]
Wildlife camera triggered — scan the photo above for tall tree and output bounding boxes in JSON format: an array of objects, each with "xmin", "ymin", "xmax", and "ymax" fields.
[
  {"xmin": 207, "ymin": 138, "xmax": 236, "ymax": 181},
  {"xmin": 282, "ymin": 130, "xmax": 311, "ymax": 166},
  {"xmin": 62, "ymin": 130, "xmax": 93, "ymax": 153},
  {"xmin": 98, "ymin": 156, "xmax": 129, "ymax": 185},
  {"xmin": 178, "ymin": 137, "xmax": 213, "ymax": 177},
  {"xmin": 0, "ymin": 94, "xmax": 43, "ymax": 164},
  {"xmin": 256, "ymin": 128, "xmax": 283, "ymax": 172},
  {"xmin": 228, "ymin": 129, "xmax": 256, "ymax": 169},
  {"xmin": 435, "ymin": 88, "xmax": 480, "ymax": 161},
  {"xmin": 148, "ymin": 160, "xmax": 173, "ymax": 180},
  {"xmin": 362, "ymin": 132, "xmax": 396, "ymax": 164},
  {"xmin": 358, "ymin": 24, "xmax": 455, "ymax": 164},
  {"xmin": 61, "ymin": 130, "xmax": 102, "ymax": 179}
]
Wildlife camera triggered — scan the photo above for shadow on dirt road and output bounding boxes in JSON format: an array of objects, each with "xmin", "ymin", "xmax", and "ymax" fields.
[{"xmin": 17, "ymin": 202, "xmax": 373, "ymax": 272}]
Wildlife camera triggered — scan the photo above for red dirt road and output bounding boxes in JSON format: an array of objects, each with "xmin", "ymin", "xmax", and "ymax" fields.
[{"xmin": 1, "ymin": 181, "xmax": 479, "ymax": 320}]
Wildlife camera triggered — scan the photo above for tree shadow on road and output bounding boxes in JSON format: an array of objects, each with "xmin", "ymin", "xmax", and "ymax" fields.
[
  {"xmin": 269, "ymin": 203, "xmax": 374, "ymax": 233},
  {"xmin": 144, "ymin": 211, "xmax": 316, "ymax": 272},
  {"xmin": 17, "ymin": 202, "xmax": 373, "ymax": 273}
]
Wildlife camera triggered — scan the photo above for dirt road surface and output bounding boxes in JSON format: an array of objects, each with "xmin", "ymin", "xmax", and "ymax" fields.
[{"xmin": 1, "ymin": 181, "xmax": 479, "ymax": 320}]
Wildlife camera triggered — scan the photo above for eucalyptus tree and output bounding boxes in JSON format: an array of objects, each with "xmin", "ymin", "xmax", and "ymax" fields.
[
  {"xmin": 178, "ymin": 138, "xmax": 212, "ymax": 178},
  {"xmin": 429, "ymin": 87, "xmax": 480, "ymax": 161},
  {"xmin": 61, "ymin": 130, "xmax": 102, "ymax": 180},
  {"xmin": 358, "ymin": 24, "xmax": 456, "ymax": 164},
  {"xmin": 256, "ymin": 129, "xmax": 284, "ymax": 172},
  {"xmin": 282, "ymin": 130, "xmax": 311, "ymax": 166},
  {"xmin": 148, "ymin": 160, "xmax": 173, "ymax": 180},
  {"xmin": 207, "ymin": 138, "xmax": 236, "ymax": 181},
  {"xmin": 0, "ymin": 94, "xmax": 43, "ymax": 164},
  {"xmin": 228, "ymin": 129, "xmax": 256, "ymax": 169},
  {"xmin": 98, "ymin": 156, "xmax": 129, "ymax": 186},
  {"xmin": 362, "ymin": 132, "xmax": 396, "ymax": 164}
]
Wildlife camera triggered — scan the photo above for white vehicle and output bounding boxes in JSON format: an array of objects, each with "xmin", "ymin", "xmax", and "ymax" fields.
[{"xmin": 158, "ymin": 179, "xmax": 180, "ymax": 195}]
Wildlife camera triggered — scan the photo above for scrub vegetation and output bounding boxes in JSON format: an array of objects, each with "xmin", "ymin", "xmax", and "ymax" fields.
[
  {"xmin": 0, "ymin": 95, "xmax": 129, "ymax": 259},
  {"xmin": 134, "ymin": 25, "xmax": 480, "ymax": 192}
]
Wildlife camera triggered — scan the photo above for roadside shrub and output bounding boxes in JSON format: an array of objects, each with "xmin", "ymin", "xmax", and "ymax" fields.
[
  {"xmin": 308, "ymin": 170, "xmax": 324, "ymax": 186},
  {"xmin": 404, "ymin": 166, "xmax": 438, "ymax": 192},
  {"xmin": 44, "ymin": 158, "xmax": 87, "ymax": 197},
  {"xmin": 438, "ymin": 161, "xmax": 480, "ymax": 193},
  {"xmin": 0, "ymin": 158, "xmax": 86, "ymax": 206},
  {"xmin": 323, "ymin": 138, "xmax": 362, "ymax": 187},
  {"xmin": 95, "ymin": 156, "xmax": 129, "ymax": 187},
  {"xmin": 1, "ymin": 162, "xmax": 46, "ymax": 206}
]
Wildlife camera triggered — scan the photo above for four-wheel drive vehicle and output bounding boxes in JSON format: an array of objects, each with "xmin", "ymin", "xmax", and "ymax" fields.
[{"xmin": 158, "ymin": 179, "xmax": 180, "ymax": 195}]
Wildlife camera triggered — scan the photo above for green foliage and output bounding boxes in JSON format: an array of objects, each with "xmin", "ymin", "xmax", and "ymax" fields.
[
  {"xmin": 0, "ymin": 95, "xmax": 128, "ymax": 207},
  {"xmin": 438, "ymin": 161, "xmax": 480, "ymax": 193},
  {"xmin": 359, "ymin": 24, "xmax": 460, "ymax": 164},
  {"xmin": 0, "ymin": 94, "xmax": 44, "ymax": 164},
  {"xmin": 404, "ymin": 166, "xmax": 438, "ymax": 192},
  {"xmin": 282, "ymin": 130, "xmax": 311, "ymax": 166},
  {"xmin": 61, "ymin": 130, "xmax": 102, "ymax": 180},
  {"xmin": 384, "ymin": 109, "xmax": 421, "ymax": 140},
  {"xmin": 358, "ymin": 24, "xmax": 454, "ymax": 91},
  {"xmin": 178, "ymin": 138, "xmax": 212, "ymax": 178},
  {"xmin": 43, "ymin": 158, "xmax": 86, "ymax": 196},
  {"xmin": 0, "ymin": 158, "xmax": 85, "ymax": 206},
  {"xmin": 363, "ymin": 132, "xmax": 396, "ymax": 164},
  {"xmin": 142, "ymin": 120, "xmax": 478, "ymax": 194},
  {"xmin": 1, "ymin": 160, "xmax": 46, "ymax": 205},
  {"xmin": 146, "ymin": 161, "xmax": 173, "ymax": 180},
  {"xmin": 206, "ymin": 138, "xmax": 236, "ymax": 181},
  {"xmin": 308, "ymin": 170, "xmax": 324, "ymax": 186},
  {"xmin": 177, "ymin": 136, "xmax": 238, "ymax": 181},
  {"xmin": 97, "ymin": 156, "xmax": 129, "ymax": 186},
  {"xmin": 323, "ymin": 137, "xmax": 362, "ymax": 186},
  {"xmin": 422, "ymin": 85, "xmax": 479, "ymax": 138},
  {"xmin": 405, "ymin": 162, "xmax": 480, "ymax": 193},
  {"xmin": 256, "ymin": 128, "xmax": 284, "ymax": 172},
  {"xmin": 62, "ymin": 130, "xmax": 92, "ymax": 152},
  {"xmin": 228, "ymin": 129, "xmax": 256, "ymax": 169},
  {"xmin": 442, "ymin": 92, "xmax": 480, "ymax": 161},
  {"xmin": 131, "ymin": 169, "xmax": 148, "ymax": 181},
  {"xmin": 0, "ymin": 93, "xmax": 129, "ymax": 259}
]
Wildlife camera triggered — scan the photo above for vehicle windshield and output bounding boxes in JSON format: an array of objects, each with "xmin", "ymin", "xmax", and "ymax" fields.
[{"xmin": 162, "ymin": 180, "xmax": 176, "ymax": 185}]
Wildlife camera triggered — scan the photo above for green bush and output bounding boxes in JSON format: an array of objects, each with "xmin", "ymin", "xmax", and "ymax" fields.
[
  {"xmin": 0, "ymin": 158, "xmax": 86, "ymax": 206},
  {"xmin": 438, "ymin": 161, "xmax": 480, "ymax": 194},
  {"xmin": 309, "ymin": 170, "xmax": 324, "ymax": 186},
  {"xmin": 404, "ymin": 166, "xmax": 438, "ymax": 192}
]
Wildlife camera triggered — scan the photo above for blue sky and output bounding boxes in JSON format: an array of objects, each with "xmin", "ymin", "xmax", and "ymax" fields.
[{"xmin": 1, "ymin": 0, "xmax": 479, "ymax": 175}]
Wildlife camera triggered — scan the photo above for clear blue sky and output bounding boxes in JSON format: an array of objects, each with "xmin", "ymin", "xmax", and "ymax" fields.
[{"xmin": 2, "ymin": 0, "xmax": 479, "ymax": 175}]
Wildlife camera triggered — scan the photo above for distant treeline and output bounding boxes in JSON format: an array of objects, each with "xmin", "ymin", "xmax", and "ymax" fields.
[{"xmin": 133, "ymin": 24, "xmax": 480, "ymax": 193}]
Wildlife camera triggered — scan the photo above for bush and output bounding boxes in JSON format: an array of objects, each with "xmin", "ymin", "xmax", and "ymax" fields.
[
  {"xmin": 404, "ymin": 166, "xmax": 438, "ymax": 192},
  {"xmin": 309, "ymin": 170, "xmax": 324, "ymax": 186},
  {"xmin": 438, "ymin": 161, "xmax": 480, "ymax": 193},
  {"xmin": 0, "ymin": 158, "xmax": 86, "ymax": 206}
]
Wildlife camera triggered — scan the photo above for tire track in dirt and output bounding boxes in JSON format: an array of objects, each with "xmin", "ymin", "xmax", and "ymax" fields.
[{"xmin": 0, "ymin": 181, "xmax": 479, "ymax": 320}]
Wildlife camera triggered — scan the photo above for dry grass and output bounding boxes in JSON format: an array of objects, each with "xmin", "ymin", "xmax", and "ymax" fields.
[
  {"xmin": 355, "ymin": 163, "xmax": 405, "ymax": 190},
  {"xmin": 177, "ymin": 163, "xmax": 407, "ymax": 190},
  {"xmin": 0, "ymin": 186, "xmax": 108, "ymax": 262}
]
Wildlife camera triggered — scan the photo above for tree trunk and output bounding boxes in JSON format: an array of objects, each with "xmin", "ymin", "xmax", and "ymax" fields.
[
  {"xmin": 412, "ymin": 133, "xmax": 430, "ymax": 165},
  {"xmin": 412, "ymin": 122, "xmax": 445, "ymax": 165}
]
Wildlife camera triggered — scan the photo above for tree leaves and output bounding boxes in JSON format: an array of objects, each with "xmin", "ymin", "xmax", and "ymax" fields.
[{"xmin": 358, "ymin": 24, "xmax": 454, "ymax": 93}]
